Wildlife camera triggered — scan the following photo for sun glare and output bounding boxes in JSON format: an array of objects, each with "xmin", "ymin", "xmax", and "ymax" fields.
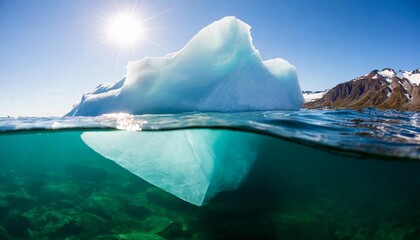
[{"xmin": 107, "ymin": 13, "xmax": 143, "ymax": 47}]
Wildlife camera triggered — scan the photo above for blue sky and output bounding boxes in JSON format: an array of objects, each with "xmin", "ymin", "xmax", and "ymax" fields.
[{"xmin": 0, "ymin": 0, "xmax": 419, "ymax": 116}]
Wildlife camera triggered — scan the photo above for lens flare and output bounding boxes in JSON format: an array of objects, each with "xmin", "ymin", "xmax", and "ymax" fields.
[{"xmin": 107, "ymin": 13, "xmax": 143, "ymax": 47}]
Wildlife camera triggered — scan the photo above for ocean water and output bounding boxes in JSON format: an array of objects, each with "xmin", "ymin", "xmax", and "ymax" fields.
[{"xmin": 0, "ymin": 109, "xmax": 419, "ymax": 240}]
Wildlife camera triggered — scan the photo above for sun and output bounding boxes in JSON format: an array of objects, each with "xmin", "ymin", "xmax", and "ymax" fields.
[{"xmin": 107, "ymin": 13, "xmax": 144, "ymax": 47}]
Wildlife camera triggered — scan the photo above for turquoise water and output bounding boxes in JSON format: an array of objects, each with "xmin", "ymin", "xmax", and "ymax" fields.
[{"xmin": 0, "ymin": 109, "xmax": 419, "ymax": 239}]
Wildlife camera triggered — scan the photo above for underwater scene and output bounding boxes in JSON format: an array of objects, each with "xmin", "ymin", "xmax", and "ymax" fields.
[{"xmin": 0, "ymin": 109, "xmax": 419, "ymax": 240}]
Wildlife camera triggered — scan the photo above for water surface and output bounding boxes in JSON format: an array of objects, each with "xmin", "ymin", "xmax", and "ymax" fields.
[{"xmin": 0, "ymin": 109, "xmax": 419, "ymax": 239}]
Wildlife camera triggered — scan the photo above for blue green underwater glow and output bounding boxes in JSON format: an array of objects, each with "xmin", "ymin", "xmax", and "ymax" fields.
[{"xmin": 0, "ymin": 109, "xmax": 419, "ymax": 239}]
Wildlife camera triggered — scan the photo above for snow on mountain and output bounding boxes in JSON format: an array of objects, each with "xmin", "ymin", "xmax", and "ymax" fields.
[
  {"xmin": 399, "ymin": 69, "xmax": 420, "ymax": 86},
  {"xmin": 304, "ymin": 68, "xmax": 420, "ymax": 111},
  {"xmin": 67, "ymin": 16, "xmax": 303, "ymax": 116},
  {"xmin": 378, "ymin": 68, "xmax": 396, "ymax": 79},
  {"xmin": 302, "ymin": 90, "xmax": 328, "ymax": 103}
]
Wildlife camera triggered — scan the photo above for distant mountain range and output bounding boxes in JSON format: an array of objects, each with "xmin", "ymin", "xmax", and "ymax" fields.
[{"xmin": 303, "ymin": 68, "xmax": 420, "ymax": 111}]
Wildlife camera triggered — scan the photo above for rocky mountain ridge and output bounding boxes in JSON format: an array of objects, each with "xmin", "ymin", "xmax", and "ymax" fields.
[{"xmin": 304, "ymin": 68, "xmax": 420, "ymax": 111}]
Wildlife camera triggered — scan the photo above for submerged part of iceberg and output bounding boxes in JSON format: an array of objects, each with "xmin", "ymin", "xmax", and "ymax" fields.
[
  {"xmin": 68, "ymin": 16, "xmax": 303, "ymax": 116},
  {"xmin": 81, "ymin": 129, "xmax": 263, "ymax": 206}
]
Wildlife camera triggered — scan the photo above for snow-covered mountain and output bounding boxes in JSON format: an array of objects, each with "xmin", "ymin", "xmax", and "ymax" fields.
[
  {"xmin": 302, "ymin": 90, "xmax": 328, "ymax": 103},
  {"xmin": 304, "ymin": 68, "xmax": 420, "ymax": 111}
]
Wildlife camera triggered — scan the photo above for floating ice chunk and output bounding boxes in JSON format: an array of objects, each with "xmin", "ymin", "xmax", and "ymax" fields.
[
  {"xmin": 263, "ymin": 58, "xmax": 303, "ymax": 107},
  {"xmin": 81, "ymin": 129, "xmax": 263, "ymax": 206},
  {"xmin": 68, "ymin": 16, "xmax": 303, "ymax": 116}
]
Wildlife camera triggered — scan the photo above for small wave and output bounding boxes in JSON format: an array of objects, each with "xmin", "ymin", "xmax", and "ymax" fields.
[{"xmin": 0, "ymin": 109, "xmax": 419, "ymax": 160}]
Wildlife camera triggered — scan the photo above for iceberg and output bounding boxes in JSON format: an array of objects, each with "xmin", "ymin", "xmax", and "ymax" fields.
[
  {"xmin": 67, "ymin": 16, "xmax": 303, "ymax": 116},
  {"xmin": 81, "ymin": 129, "xmax": 263, "ymax": 206},
  {"xmin": 76, "ymin": 17, "xmax": 304, "ymax": 206}
]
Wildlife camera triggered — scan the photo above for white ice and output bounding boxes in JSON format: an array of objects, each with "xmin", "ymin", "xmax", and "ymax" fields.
[
  {"xmin": 75, "ymin": 16, "xmax": 304, "ymax": 206},
  {"xmin": 81, "ymin": 129, "xmax": 263, "ymax": 206},
  {"xmin": 67, "ymin": 16, "xmax": 303, "ymax": 116}
]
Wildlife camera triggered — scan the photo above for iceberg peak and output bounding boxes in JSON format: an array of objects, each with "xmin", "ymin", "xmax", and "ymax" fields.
[{"xmin": 67, "ymin": 16, "xmax": 303, "ymax": 116}]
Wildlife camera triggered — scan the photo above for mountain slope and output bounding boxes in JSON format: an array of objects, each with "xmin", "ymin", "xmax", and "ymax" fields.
[
  {"xmin": 302, "ymin": 90, "xmax": 328, "ymax": 103},
  {"xmin": 304, "ymin": 68, "xmax": 420, "ymax": 111}
]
